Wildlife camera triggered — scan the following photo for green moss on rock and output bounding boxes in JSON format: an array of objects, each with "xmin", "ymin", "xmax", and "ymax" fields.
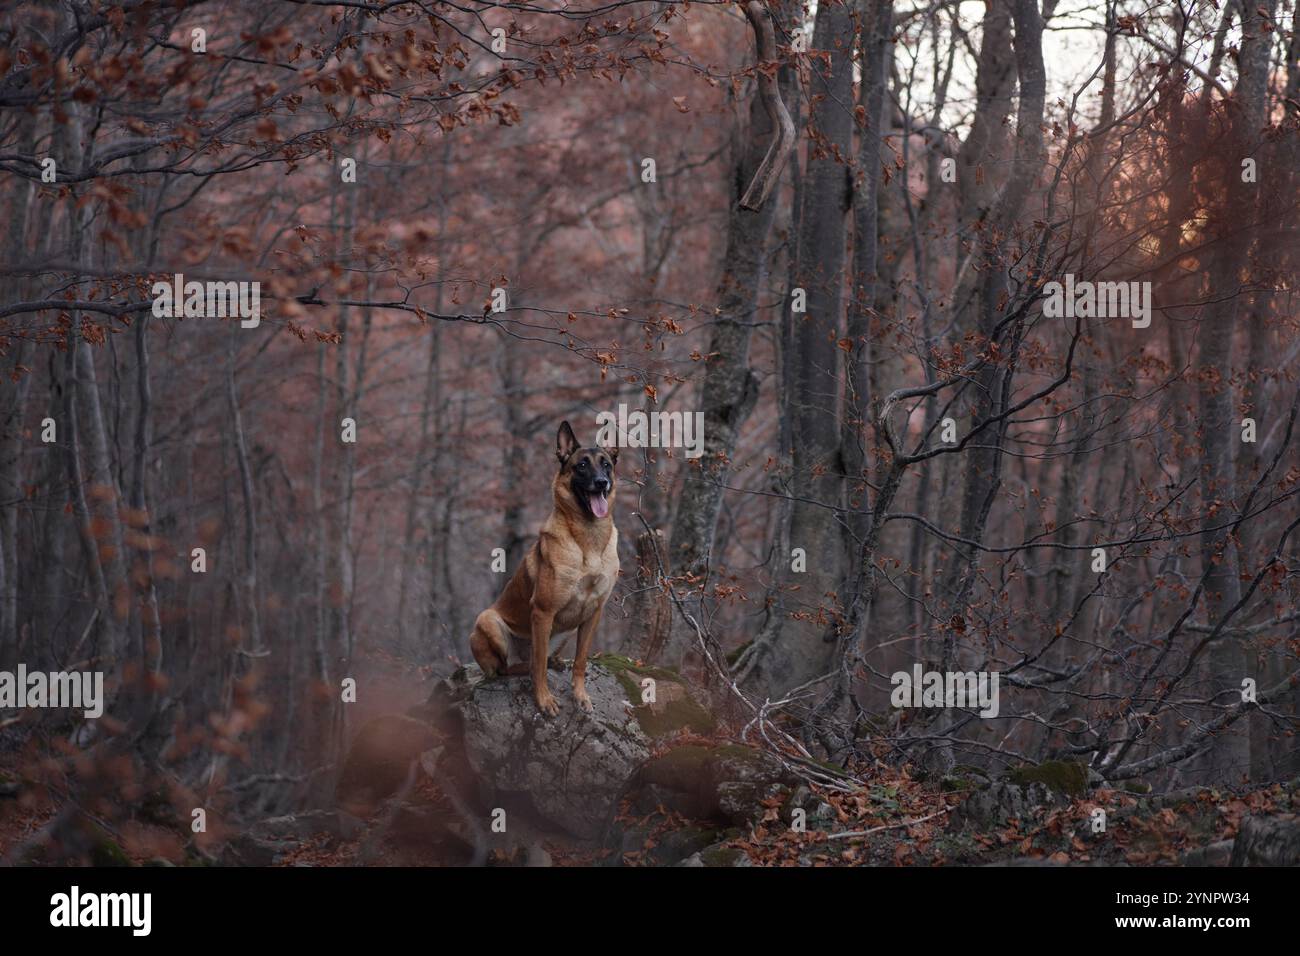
[
  {"xmin": 699, "ymin": 845, "xmax": 748, "ymax": 867},
  {"xmin": 640, "ymin": 743, "xmax": 776, "ymax": 794},
  {"xmin": 91, "ymin": 832, "xmax": 132, "ymax": 867},
  {"xmin": 638, "ymin": 696, "xmax": 717, "ymax": 738},
  {"xmin": 642, "ymin": 744, "xmax": 717, "ymax": 784},
  {"xmin": 941, "ymin": 774, "xmax": 977, "ymax": 793},
  {"xmin": 592, "ymin": 654, "xmax": 716, "ymax": 737},
  {"xmin": 593, "ymin": 653, "xmax": 682, "ymax": 685},
  {"xmin": 1006, "ymin": 760, "xmax": 1088, "ymax": 798}
]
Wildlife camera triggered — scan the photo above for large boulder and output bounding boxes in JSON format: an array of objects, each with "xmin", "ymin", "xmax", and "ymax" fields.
[
  {"xmin": 1230, "ymin": 814, "xmax": 1300, "ymax": 866},
  {"xmin": 949, "ymin": 761, "xmax": 1089, "ymax": 831},
  {"xmin": 1180, "ymin": 840, "xmax": 1234, "ymax": 866},
  {"xmin": 420, "ymin": 655, "xmax": 714, "ymax": 842},
  {"xmin": 631, "ymin": 742, "xmax": 796, "ymax": 828},
  {"xmin": 449, "ymin": 660, "xmax": 650, "ymax": 840},
  {"xmin": 335, "ymin": 655, "xmax": 718, "ymax": 844}
]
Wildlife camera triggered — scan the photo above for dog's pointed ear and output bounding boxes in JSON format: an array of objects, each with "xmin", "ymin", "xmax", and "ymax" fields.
[
  {"xmin": 556, "ymin": 421, "xmax": 579, "ymax": 464},
  {"xmin": 605, "ymin": 444, "xmax": 619, "ymax": 467}
]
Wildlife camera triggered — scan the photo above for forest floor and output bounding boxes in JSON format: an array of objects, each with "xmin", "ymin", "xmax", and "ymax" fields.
[
  {"xmin": 1, "ymin": 721, "xmax": 1292, "ymax": 867},
  {"xmin": 271, "ymin": 761, "xmax": 1292, "ymax": 867}
]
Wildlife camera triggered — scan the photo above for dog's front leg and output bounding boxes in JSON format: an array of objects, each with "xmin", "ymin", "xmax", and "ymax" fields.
[
  {"xmin": 530, "ymin": 608, "xmax": 560, "ymax": 717},
  {"xmin": 571, "ymin": 607, "xmax": 602, "ymax": 714}
]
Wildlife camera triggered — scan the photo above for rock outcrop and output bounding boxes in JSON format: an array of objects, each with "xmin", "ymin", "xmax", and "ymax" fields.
[
  {"xmin": 949, "ymin": 760, "xmax": 1089, "ymax": 830},
  {"xmin": 1230, "ymin": 813, "xmax": 1300, "ymax": 866},
  {"xmin": 340, "ymin": 654, "xmax": 719, "ymax": 843}
]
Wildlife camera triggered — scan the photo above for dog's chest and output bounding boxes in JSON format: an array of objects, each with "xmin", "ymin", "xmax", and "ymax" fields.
[
  {"xmin": 574, "ymin": 564, "xmax": 612, "ymax": 611},
  {"xmin": 555, "ymin": 549, "xmax": 616, "ymax": 629},
  {"xmin": 579, "ymin": 564, "xmax": 611, "ymax": 600}
]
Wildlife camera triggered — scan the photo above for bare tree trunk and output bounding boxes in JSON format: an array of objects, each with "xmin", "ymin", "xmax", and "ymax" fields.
[
  {"xmin": 0, "ymin": 110, "xmax": 37, "ymax": 668},
  {"xmin": 60, "ymin": 99, "xmax": 128, "ymax": 675},
  {"xmin": 225, "ymin": 328, "xmax": 262, "ymax": 659},
  {"xmin": 499, "ymin": 331, "xmax": 529, "ymax": 575},
  {"xmin": 661, "ymin": 3, "xmax": 787, "ymax": 667},
  {"xmin": 1196, "ymin": 0, "xmax": 1276, "ymax": 784},
  {"xmin": 396, "ymin": 141, "xmax": 451, "ymax": 655},
  {"xmin": 925, "ymin": 0, "xmax": 1046, "ymax": 772},
  {"xmin": 836, "ymin": 0, "xmax": 893, "ymax": 663},
  {"xmin": 755, "ymin": 0, "xmax": 855, "ymax": 702}
]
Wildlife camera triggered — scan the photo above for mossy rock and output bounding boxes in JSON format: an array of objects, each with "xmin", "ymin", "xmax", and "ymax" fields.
[
  {"xmin": 641, "ymin": 743, "xmax": 768, "ymax": 786},
  {"xmin": 943, "ymin": 764, "xmax": 992, "ymax": 792},
  {"xmin": 718, "ymin": 780, "xmax": 791, "ymax": 827},
  {"xmin": 653, "ymin": 825, "xmax": 725, "ymax": 864},
  {"xmin": 592, "ymin": 654, "xmax": 716, "ymax": 737},
  {"xmin": 635, "ymin": 743, "xmax": 794, "ymax": 825},
  {"xmin": 91, "ymin": 830, "xmax": 132, "ymax": 867},
  {"xmin": 183, "ymin": 849, "xmax": 216, "ymax": 867},
  {"xmin": 1151, "ymin": 786, "xmax": 1207, "ymax": 808},
  {"xmin": 1006, "ymin": 760, "xmax": 1088, "ymax": 798},
  {"xmin": 698, "ymin": 844, "xmax": 752, "ymax": 867},
  {"xmin": 783, "ymin": 786, "xmax": 836, "ymax": 827},
  {"xmin": 612, "ymin": 823, "xmax": 733, "ymax": 867},
  {"xmin": 931, "ymin": 831, "xmax": 982, "ymax": 863}
]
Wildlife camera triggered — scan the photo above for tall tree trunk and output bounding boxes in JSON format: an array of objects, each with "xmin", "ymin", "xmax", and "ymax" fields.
[
  {"xmin": 0, "ymin": 110, "xmax": 38, "ymax": 669},
  {"xmin": 661, "ymin": 2, "xmax": 788, "ymax": 667},
  {"xmin": 755, "ymin": 0, "xmax": 855, "ymax": 702},
  {"xmin": 817, "ymin": 0, "xmax": 893, "ymax": 741},
  {"xmin": 925, "ymin": 0, "xmax": 1046, "ymax": 772},
  {"xmin": 1197, "ymin": 0, "xmax": 1276, "ymax": 784}
]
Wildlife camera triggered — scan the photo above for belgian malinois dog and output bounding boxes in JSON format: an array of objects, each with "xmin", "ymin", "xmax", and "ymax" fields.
[{"xmin": 469, "ymin": 421, "xmax": 619, "ymax": 716}]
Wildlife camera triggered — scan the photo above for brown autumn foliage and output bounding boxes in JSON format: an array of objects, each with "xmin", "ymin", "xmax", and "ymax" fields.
[{"xmin": 0, "ymin": 0, "xmax": 1298, "ymax": 866}]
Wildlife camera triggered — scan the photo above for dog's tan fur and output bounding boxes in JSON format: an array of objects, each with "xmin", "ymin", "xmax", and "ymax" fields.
[{"xmin": 469, "ymin": 422, "xmax": 619, "ymax": 716}]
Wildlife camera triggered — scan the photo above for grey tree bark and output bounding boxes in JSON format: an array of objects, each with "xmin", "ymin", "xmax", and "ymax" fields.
[
  {"xmin": 754, "ymin": 0, "xmax": 856, "ymax": 701},
  {"xmin": 661, "ymin": 2, "xmax": 788, "ymax": 668},
  {"xmin": 1196, "ymin": 0, "xmax": 1277, "ymax": 784}
]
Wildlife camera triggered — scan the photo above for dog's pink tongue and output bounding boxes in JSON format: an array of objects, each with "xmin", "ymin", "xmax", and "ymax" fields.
[{"xmin": 590, "ymin": 493, "xmax": 609, "ymax": 518}]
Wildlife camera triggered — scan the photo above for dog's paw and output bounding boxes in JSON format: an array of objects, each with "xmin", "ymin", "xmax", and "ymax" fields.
[
  {"xmin": 573, "ymin": 687, "xmax": 594, "ymax": 714},
  {"xmin": 535, "ymin": 690, "xmax": 560, "ymax": 717}
]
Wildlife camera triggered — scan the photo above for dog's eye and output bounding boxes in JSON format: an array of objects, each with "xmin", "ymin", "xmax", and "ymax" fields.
[{"xmin": 576, "ymin": 460, "xmax": 588, "ymax": 471}]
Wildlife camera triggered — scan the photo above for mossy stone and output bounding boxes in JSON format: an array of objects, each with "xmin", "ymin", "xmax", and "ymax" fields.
[
  {"xmin": 591, "ymin": 653, "xmax": 716, "ymax": 737},
  {"xmin": 1006, "ymin": 760, "xmax": 1088, "ymax": 798},
  {"xmin": 699, "ymin": 845, "xmax": 748, "ymax": 867},
  {"xmin": 91, "ymin": 832, "xmax": 132, "ymax": 867}
]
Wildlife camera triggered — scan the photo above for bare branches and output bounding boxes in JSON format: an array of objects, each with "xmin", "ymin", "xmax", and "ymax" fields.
[{"xmin": 738, "ymin": 2, "xmax": 795, "ymax": 211}]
